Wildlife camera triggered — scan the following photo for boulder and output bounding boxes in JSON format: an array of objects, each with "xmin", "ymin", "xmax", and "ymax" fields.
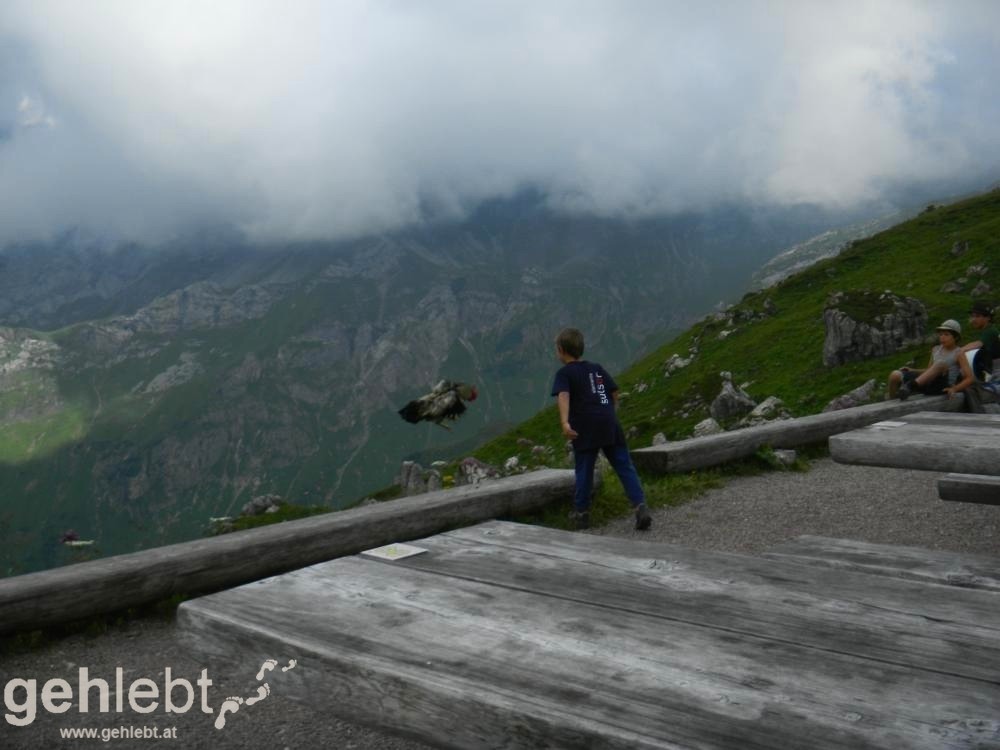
[
  {"xmin": 455, "ymin": 457, "xmax": 500, "ymax": 487},
  {"xmin": 950, "ymin": 240, "xmax": 969, "ymax": 257},
  {"xmin": 664, "ymin": 353, "xmax": 693, "ymax": 376},
  {"xmin": 425, "ymin": 470, "xmax": 443, "ymax": 492},
  {"xmin": 749, "ymin": 396, "xmax": 788, "ymax": 419},
  {"xmin": 652, "ymin": 432, "xmax": 668, "ymax": 446},
  {"xmin": 207, "ymin": 517, "xmax": 235, "ymax": 534},
  {"xmin": 241, "ymin": 493, "xmax": 283, "ymax": 516},
  {"xmin": 822, "ymin": 379, "xmax": 878, "ymax": 412},
  {"xmin": 395, "ymin": 461, "xmax": 427, "ymax": 496},
  {"xmin": 972, "ymin": 281, "xmax": 992, "ymax": 297},
  {"xmin": 772, "ymin": 449, "xmax": 797, "ymax": 467},
  {"xmin": 709, "ymin": 372, "xmax": 756, "ymax": 422},
  {"xmin": 692, "ymin": 417, "xmax": 723, "ymax": 438},
  {"xmin": 739, "ymin": 396, "xmax": 791, "ymax": 427},
  {"xmin": 822, "ymin": 292, "xmax": 927, "ymax": 367}
]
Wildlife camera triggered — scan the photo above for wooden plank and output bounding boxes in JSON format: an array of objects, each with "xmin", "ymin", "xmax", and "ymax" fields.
[
  {"xmin": 633, "ymin": 395, "xmax": 962, "ymax": 474},
  {"xmin": 939, "ymin": 473, "xmax": 1000, "ymax": 506},
  {"xmin": 895, "ymin": 412, "xmax": 1000, "ymax": 428},
  {"xmin": 839, "ymin": 421, "xmax": 1000, "ymax": 440},
  {"xmin": 179, "ymin": 547, "xmax": 1000, "ymax": 750},
  {"xmin": 829, "ymin": 420, "xmax": 1000, "ymax": 475},
  {"xmin": 0, "ymin": 469, "xmax": 574, "ymax": 635},
  {"xmin": 398, "ymin": 522, "xmax": 1000, "ymax": 683},
  {"xmin": 762, "ymin": 535, "xmax": 1000, "ymax": 592},
  {"xmin": 864, "ymin": 423, "xmax": 1000, "ymax": 437}
]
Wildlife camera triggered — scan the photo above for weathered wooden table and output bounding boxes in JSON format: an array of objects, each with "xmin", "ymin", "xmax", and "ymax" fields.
[
  {"xmin": 179, "ymin": 521, "xmax": 1000, "ymax": 749},
  {"xmin": 830, "ymin": 411, "xmax": 1000, "ymax": 504},
  {"xmin": 829, "ymin": 411, "xmax": 1000, "ymax": 474}
]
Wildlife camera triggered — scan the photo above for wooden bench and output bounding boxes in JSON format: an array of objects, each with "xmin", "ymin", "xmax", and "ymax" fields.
[
  {"xmin": 763, "ymin": 535, "xmax": 1000, "ymax": 592},
  {"xmin": 829, "ymin": 411, "xmax": 1000, "ymax": 475},
  {"xmin": 632, "ymin": 394, "xmax": 962, "ymax": 474},
  {"xmin": 179, "ymin": 521, "xmax": 1000, "ymax": 749},
  {"xmin": 938, "ymin": 473, "xmax": 1000, "ymax": 505}
]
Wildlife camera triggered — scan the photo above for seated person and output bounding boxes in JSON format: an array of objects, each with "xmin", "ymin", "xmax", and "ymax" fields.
[
  {"xmin": 951, "ymin": 301, "xmax": 1000, "ymax": 412},
  {"xmin": 960, "ymin": 300, "xmax": 999, "ymax": 380},
  {"xmin": 887, "ymin": 319, "xmax": 962, "ymax": 400}
]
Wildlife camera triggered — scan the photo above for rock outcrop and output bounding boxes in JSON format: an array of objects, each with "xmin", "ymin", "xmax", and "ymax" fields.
[{"xmin": 822, "ymin": 292, "xmax": 927, "ymax": 367}]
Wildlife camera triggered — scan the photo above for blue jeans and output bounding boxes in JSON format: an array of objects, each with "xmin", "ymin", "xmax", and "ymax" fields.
[{"xmin": 573, "ymin": 443, "xmax": 645, "ymax": 512}]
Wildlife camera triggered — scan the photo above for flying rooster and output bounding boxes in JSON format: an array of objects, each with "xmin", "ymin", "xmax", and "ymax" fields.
[{"xmin": 398, "ymin": 380, "xmax": 478, "ymax": 429}]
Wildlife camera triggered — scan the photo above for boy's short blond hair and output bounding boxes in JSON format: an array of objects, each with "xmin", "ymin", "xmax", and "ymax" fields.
[{"xmin": 556, "ymin": 328, "xmax": 585, "ymax": 358}]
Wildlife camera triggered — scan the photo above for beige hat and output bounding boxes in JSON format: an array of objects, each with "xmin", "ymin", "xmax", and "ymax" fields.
[{"xmin": 936, "ymin": 319, "xmax": 962, "ymax": 337}]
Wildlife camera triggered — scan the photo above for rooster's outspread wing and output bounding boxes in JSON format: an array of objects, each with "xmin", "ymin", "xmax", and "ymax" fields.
[{"xmin": 398, "ymin": 380, "xmax": 475, "ymax": 427}]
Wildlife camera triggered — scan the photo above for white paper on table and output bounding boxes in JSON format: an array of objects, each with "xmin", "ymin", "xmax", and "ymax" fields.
[{"xmin": 361, "ymin": 543, "xmax": 429, "ymax": 561}]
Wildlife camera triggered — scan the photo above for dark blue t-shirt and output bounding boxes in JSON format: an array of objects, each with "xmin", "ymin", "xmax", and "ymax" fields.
[{"xmin": 551, "ymin": 360, "xmax": 625, "ymax": 450}]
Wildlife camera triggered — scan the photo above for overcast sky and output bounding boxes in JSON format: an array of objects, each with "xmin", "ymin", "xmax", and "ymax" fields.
[{"xmin": 1, "ymin": 0, "xmax": 998, "ymax": 245}]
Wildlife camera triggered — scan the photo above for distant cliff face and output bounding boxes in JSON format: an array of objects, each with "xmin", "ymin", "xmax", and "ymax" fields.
[{"xmin": 0, "ymin": 201, "xmax": 839, "ymax": 574}]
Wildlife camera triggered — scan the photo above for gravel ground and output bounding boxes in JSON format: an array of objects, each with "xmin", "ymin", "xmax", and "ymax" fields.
[
  {"xmin": 2, "ymin": 458, "xmax": 998, "ymax": 749},
  {"xmin": 595, "ymin": 457, "xmax": 1000, "ymax": 556}
]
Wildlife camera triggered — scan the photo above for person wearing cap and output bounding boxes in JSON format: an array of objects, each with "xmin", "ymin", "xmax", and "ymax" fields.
[
  {"xmin": 960, "ymin": 301, "xmax": 1000, "ymax": 380},
  {"xmin": 949, "ymin": 301, "xmax": 1000, "ymax": 412},
  {"xmin": 889, "ymin": 319, "xmax": 963, "ymax": 400}
]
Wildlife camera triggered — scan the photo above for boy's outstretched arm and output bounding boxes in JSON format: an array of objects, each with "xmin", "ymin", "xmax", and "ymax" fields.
[{"xmin": 557, "ymin": 392, "xmax": 578, "ymax": 439}]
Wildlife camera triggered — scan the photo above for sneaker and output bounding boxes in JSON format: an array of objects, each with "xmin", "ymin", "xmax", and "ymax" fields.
[
  {"xmin": 634, "ymin": 503, "xmax": 652, "ymax": 531},
  {"xmin": 897, "ymin": 383, "xmax": 911, "ymax": 401},
  {"xmin": 568, "ymin": 511, "xmax": 590, "ymax": 530}
]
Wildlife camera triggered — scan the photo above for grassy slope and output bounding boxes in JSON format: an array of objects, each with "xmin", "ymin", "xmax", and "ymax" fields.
[{"xmin": 468, "ymin": 190, "xmax": 1000, "ymax": 524}]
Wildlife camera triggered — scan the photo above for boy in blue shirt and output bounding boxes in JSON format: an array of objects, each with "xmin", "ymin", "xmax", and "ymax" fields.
[{"xmin": 551, "ymin": 328, "xmax": 651, "ymax": 531}]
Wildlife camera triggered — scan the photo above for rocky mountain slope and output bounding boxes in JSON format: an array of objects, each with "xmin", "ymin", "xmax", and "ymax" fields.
[{"xmin": 0, "ymin": 196, "xmax": 870, "ymax": 575}]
